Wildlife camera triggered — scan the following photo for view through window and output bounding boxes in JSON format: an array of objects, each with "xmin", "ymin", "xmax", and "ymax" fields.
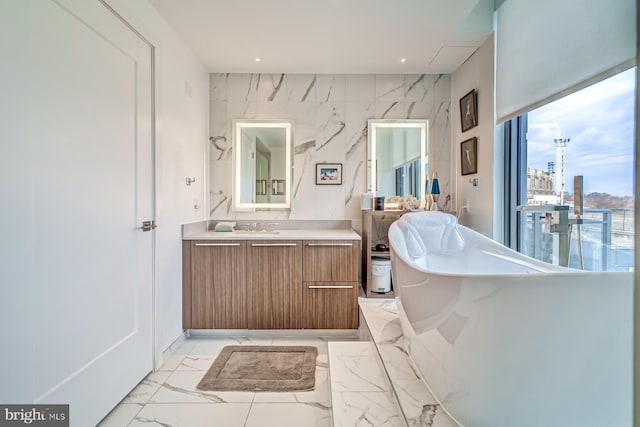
[{"xmin": 520, "ymin": 68, "xmax": 635, "ymax": 271}]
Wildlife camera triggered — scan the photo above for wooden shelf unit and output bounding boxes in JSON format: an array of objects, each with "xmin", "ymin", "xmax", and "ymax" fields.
[{"xmin": 361, "ymin": 210, "xmax": 407, "ymax": 298}]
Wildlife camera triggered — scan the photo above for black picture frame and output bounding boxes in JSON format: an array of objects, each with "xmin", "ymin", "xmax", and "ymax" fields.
[
  {"xmin": 460, "ymin": 137, "xmax": 478, "ymax": 176},
  {"xmin": 316, "ymin": 163, "xmax": 343, "ymax": 185},
  {"xmin": 459, "ymin": 89, "xmax": 478, "ymax": 132}
]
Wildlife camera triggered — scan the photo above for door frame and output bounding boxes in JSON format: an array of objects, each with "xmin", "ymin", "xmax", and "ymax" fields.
[{"xmin": 99, "ymin": 0, "xmax": 159, "ymax": 369}]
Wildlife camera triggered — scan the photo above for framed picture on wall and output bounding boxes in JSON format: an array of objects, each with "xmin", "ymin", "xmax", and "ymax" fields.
[
  {"xmin": 461, "ymin": 137, "xmax": 478, "ymax": 176},
  {"xmin": 459, "ymin": 89, "xmax": 478, "ymax": 132},
  {"xmin": 316, "ymin": 163, "xmax": 343, "ymax": 185}
]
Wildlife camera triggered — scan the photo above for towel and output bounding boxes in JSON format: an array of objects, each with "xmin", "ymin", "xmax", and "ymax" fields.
[{"xmin": 214, "ymin": 221, "xmax": 236, "ymax": 232}]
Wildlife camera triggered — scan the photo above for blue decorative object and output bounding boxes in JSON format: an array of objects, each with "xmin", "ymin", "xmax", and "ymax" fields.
[
  {"xmin": 431, "ymin": 176, "xmax": 440, "ymax": 195},
  {"xmin": 430, "ymin": 173, "xmax": 440, "ymax": 210}
]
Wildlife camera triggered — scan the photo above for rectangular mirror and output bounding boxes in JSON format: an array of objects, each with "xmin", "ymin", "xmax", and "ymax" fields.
[
  {"xmin": 233, "ymin": 119, "xmax": 293, "ymax": 211},
  {"xmin": 367, "ymin": 119, "xmax": 428, "ymax": 205}
]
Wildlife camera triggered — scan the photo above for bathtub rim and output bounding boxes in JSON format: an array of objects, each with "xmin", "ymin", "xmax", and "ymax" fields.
[{"xmin": 389, "ymin": 221, "xmax": 632, "ymax": 281}]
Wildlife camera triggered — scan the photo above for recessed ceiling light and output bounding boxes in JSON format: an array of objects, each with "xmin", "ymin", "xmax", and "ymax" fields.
[
  {"xmin": 400, "ymin": 58, "xmax": 406, "ymax": 63},
  {"xmin": 255, "ymin": 57, "xmax": 261, "ymax": 62}
]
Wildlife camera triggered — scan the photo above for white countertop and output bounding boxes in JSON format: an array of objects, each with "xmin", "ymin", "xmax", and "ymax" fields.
[{"xmin": 184, "ymin": 228, "xmax": 361, "ymax": 241}]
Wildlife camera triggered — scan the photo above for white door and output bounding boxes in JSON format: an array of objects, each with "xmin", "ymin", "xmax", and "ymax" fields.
[{"xmin": 0, "ymin": 1, "xmax": 154, "ymax": 425}]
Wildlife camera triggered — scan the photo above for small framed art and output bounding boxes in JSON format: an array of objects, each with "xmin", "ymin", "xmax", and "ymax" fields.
[
  {"xmin": 459, "ymin": 89, "xmax": 478, "ymax": 132},
  {"xmin": 460, "ymin": 137, "xmax": 478, "ymax": 176},
  {"xmin": 316, "ymin": 163, "xmax": 343, "ymax": 185}
]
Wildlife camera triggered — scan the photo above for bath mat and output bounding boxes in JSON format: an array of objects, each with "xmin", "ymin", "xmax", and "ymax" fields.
[{"xmin": 197, "ymin": 345, "xmax": 318, "ymax": 392}]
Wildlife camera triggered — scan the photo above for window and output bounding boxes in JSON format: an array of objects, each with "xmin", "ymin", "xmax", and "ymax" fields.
[
  {"xmin": 506, "ymin": 68, "xmax": 635, "ymax": 271},
  {"xmin": 394, "ymin": 158, "xmax": 421, "ymax": 199}
]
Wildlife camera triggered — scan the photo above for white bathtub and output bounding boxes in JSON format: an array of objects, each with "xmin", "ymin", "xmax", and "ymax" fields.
[{"xmin": 388, "ymin": 211, "xmax": 633, "ymax": 427}]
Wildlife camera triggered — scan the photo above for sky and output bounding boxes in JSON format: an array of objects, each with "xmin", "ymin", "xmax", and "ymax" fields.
[{"xmin": 527, "ymin": 68, "xmax": 636, "ymax": 197}]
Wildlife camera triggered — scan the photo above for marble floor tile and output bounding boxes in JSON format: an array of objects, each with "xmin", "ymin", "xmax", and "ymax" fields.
[
  {"xmin": 378, "ymin": 341, "xmax": 423, "ymax": 381},
  {"xmin": 252, "ymin": 366, "xmax": 330, "ymax": 405},
  {"xmin": 244, "ymin": 403, "xmax": 331, "ymax": 427},
  {"xmin": 189, "ymin": 336, "xmax": 274, "ymax": 356},
  {"xmin": 170, "ymin": 337, "xmax": 199, "ymax": 355},
  {"xmin": 328, "ymin": 340, "xmax": 376, "ymax": 356},
  {"xmin": 157, "ymin": 353, "xmax": 186, "ymax": 371},
  {"xmin": 358, "ymin": 299, "xmax": 460, "ymax": 427},
  {"xmin": 149, "ymin": 370, "xmax": 255, "ymax": 404},
  {"xmin": 175, "ymin": 354, "xmax": 216, "ymax": 371},
  {"xmin": 358, "ymin": 299, "xmax": 401, "ymax": 341},
  {"xmin": 99, "ymin": 334, "xmax": 404, "ymax": 427},
  {"xmin": 96, "ymin": 403, "xmax": 143, "ymax": 427},
  {"xmin": 122, "ymin": 371, "xmax": 172, "ymax": 404},
  {"xmin": 393, "ymin": 379, "xmax": 458, "ymax": 427},
  {"xmin": 270, "ymin": 336, "xmax": 328, "ymax": 355},
  {"xmin": 328, "ymin": 342, "xmax": 389, "ymax": 392},
  {"xmin": 129, "ymin": 403, "xmax": 251, "ymax": 427},
  {"xmin": 331, "ymin": 391, "xmax": 405, "ymax": 427},
  {"xmin": 198, "ymin": 335, "xmax": 275, "ymax": 345}
]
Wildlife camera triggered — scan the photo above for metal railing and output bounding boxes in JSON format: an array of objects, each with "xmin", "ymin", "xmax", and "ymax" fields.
[{"xmin": 519, "ymin": 208, "xmax": 634, "ymax": 272}]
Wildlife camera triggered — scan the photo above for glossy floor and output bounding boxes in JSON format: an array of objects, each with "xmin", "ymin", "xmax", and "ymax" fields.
[{"xmin": 98, "ymin": 335, "xmax": 349, "ymax": 427}]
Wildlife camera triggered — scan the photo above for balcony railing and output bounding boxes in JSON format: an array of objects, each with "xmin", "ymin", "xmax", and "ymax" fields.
[{"xmin": 519, "ymin": 208, "xmax": 634, "ymax": 272}]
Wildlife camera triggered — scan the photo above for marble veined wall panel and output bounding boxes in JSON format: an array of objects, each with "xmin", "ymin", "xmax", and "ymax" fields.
[{"xmin": 208, "ymin": 73, "xmax": 452, "ymax": 221}]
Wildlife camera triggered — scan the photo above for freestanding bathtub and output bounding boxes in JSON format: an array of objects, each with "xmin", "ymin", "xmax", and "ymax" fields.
[{"xmin": 388, "ymin": 211, "xmax": 633, "ymax": 427}]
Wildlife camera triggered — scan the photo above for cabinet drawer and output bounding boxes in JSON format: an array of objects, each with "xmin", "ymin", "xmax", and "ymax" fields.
[
  {"xmin": 189, "ymin": 240, "xmax": 247, "ymax": 329},
  {"xmin": 303, "ymin": 240, "xmax": 359, "ymax": 282},
  {"xmin": 303, "ymin": 281, "xmax": 358, "ymax": 329},
  {"xmin": 247, "ymin": 240, "xmax": 303, "ymax": 329}
]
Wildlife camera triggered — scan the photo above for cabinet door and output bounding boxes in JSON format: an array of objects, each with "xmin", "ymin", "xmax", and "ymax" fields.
[
  {"xmin": 303, "ymin": 240, "xmax": 359, "ymax": 281},
  {"xmin": 303, "ymin": 282, "xmax": 358, "ymax": 329},
  {"xmin": 247, "ymin": 241, "xmax": 302, "ymax": 329},
  {"xmin": 190, "ymin": 241, "xmax": 247, "ymax": 329}
]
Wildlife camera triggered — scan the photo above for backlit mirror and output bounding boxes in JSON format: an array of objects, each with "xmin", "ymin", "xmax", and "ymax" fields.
[
  {"xmin": 233, "ymin": 120, "xmax": 293, "ymax": 211},
  {"xmin": 367, "ymin": 119, "xmax": 428, "ymax": 205}
]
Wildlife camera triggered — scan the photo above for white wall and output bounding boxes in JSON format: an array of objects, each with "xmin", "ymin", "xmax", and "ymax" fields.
[
  {"xmin": 209, "ymin": 74, "xmax": 453, "ymax": 230},
  {"xmin": 451, "ymin": 34, "xmax": 497, "ymax": 237},
  {"xmin": 105, "ymin": 1, "xmax": 209, "ymax": 361}
]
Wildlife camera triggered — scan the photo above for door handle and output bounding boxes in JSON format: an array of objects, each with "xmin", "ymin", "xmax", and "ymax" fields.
[
  {"xmin": 306, "ymin": 243, "xmax": 353, "ymax": 247},
  {"xmin": 194, "ymin": 243, "xmax": 241, "ymax": 247},
  {"xmin": 308, "ymin": 285, "xmax": 354, "ymax": 289},
  {"xmin": 140, "ymin": 220, "xmax": 157, "ymax": 232},
  {"xmin": 250, "ymin": 243, "xmax": 297, "ymax": 247}
]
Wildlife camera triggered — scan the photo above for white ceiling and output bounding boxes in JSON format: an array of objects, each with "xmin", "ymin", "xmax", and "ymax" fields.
[{"xmin": 148, "ymin": 0, "xmax": 495, "ymax": 74}]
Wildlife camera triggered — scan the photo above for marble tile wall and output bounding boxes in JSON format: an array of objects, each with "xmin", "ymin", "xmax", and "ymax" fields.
[{"xmin": 209, "ymin": 73, "xmax": 452, "ymax": 226}]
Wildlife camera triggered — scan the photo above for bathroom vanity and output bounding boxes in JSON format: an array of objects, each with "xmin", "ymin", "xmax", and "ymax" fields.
[{"xmin": 182, "ymin": 223, "xmax": 360, "ymax": 330}]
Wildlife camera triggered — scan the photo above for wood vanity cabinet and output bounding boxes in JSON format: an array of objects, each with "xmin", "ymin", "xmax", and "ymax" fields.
[
  {"xmin": 303, "ymin": 240, "xmax": 359, "ymax": 282},
  {"xmin": 247, "ymin": 240, "xmax": 303, "ymax": 329},
  {"xmin": 183, "ymin": 236, "xmax": 360, "ymax": 330},
  {"xmin": 302, "ymin": 240, "xmax": 359, "ymax": 329},
  {"xmin": 183, "ymin": 240, "xmax": 247, "ymax": 329}
]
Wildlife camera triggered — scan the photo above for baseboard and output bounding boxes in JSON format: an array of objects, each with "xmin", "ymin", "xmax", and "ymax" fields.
[
  {"xmin": 187, "ymin": 329, "xmax": 359, "ymax": 338},
  {"xmin": 156, "ymin": 330, "xmax": 188, "ymax": 370}
]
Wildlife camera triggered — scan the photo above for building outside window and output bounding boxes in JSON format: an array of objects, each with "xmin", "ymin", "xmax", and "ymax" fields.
[{"xmin": 515, "ymin": 68, "xmax": 635, "ymax": 272}]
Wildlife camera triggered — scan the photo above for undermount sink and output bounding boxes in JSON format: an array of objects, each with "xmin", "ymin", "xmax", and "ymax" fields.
[{"xmin": 232, "ymin": 230, "xmax": 280, "ymax": 235}]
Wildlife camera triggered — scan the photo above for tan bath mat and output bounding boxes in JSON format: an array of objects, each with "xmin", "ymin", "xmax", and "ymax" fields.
[{"xmin": 197, "ymin": 345, "xmax": 318, "ymax": 392}]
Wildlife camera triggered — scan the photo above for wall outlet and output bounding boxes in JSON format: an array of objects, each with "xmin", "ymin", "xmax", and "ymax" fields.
[{"xmin": 462, "ymin": 199, "xmax": 470, "ymax": 212}]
